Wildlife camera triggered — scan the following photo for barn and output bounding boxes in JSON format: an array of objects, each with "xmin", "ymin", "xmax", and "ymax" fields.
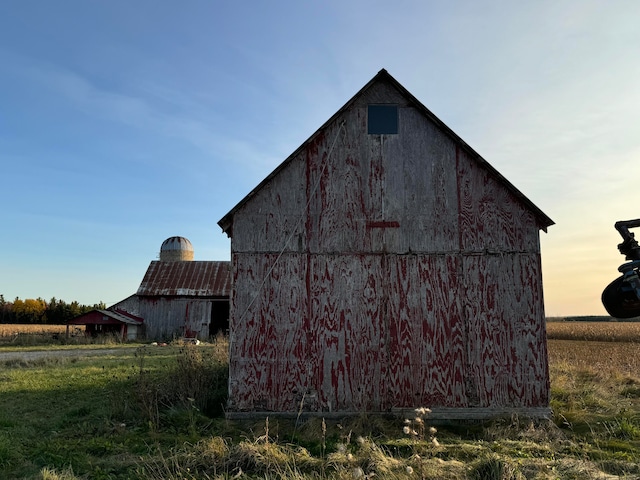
[
  {"xmin": 219, "ymin": 69, "xmax": 554, "ymax": 420},
  {"xmin": 111, "ymin": 237, "xmax": 231, "ymax": 341},
  {"xmin": 66, "ymin": 309, "xmax": 143, "ymax": 341}
]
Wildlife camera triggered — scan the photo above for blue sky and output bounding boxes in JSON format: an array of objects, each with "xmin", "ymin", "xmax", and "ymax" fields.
[{"xmin": 1, "ymin": 1, "xmax": 638, "ymax": 315}]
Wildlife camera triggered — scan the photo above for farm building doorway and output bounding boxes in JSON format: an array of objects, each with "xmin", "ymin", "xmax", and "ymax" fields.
[{"xmin": 210, "ymin": 299, "xmax": 229, "ymax": 335}]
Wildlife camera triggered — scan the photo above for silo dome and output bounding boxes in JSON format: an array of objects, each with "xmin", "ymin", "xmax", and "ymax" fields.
[{"xmin": 160, "ymin": 236, "xmax": 194, "ymax": 262}]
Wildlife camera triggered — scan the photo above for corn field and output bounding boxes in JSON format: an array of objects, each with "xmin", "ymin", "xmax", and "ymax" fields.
[
  {"xmin": 546, "ymin": 320, "xmax": 640, "ymax": 342},
  {"xmin": 1, "ymin": 320, "xmax": 639, "ymax": 341},
  {"xmin": 0, "ymin": 324, "xmax": 68, "ymax": 337}
]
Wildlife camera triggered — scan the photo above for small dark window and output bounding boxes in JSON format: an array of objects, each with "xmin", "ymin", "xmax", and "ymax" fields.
[{"xmin": 368, "ymin": 104, "xmax": 398, "ymax": 134}]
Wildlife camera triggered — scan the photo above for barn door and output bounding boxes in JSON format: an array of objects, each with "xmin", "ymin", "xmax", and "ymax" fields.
[{"xmin": 182, "ymin": 301, "xmax": 212, "ymax": 340}]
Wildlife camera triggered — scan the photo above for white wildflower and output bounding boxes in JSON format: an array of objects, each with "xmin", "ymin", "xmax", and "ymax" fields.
[
  {"xmin": 403, "ymin": 426, "xmax": 412, "ymax": 435},
  {"xmin": 429, "ymin": 426, "xmax": 437, "ymax": 435},
  {"xmin": 353, "ymin": 467, "xmax": 364, "ymax": 478},
  {"xmin": 432, "ymin": 437, "xmax": 440, "ymax": 447},
  {"xmin": 405, "ymin": 466, "xmax": 414, "ymax": 475}
]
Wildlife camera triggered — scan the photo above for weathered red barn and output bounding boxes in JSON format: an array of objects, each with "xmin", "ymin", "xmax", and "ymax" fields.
[
  {"xmin": 66, "ymin": 309, "xmax": 143, "ymax": 341},
  {"xmin": 218, "ymin": 69, "xmax": 554, "ymax": 419}
]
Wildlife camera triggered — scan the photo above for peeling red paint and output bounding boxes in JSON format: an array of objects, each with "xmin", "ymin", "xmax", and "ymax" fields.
[{"xmin": 220, "ymin": 71, "xmax": 552, "ymax": 417}]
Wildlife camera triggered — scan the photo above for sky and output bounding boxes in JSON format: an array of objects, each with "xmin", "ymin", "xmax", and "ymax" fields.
[{"xmin": 1, "ymin": 1, "xmax": 638, "ymax": 316}]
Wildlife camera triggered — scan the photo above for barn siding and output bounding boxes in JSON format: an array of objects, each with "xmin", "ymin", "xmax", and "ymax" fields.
[
  {"xmin": 229, "ymin": 254, "xmax": 311, "ymax": 411},
  {"xmin": 225, "ymin": 72, "xmax": 550, "ymax": 416},
  {"xmin": 112, "ymin": 296, "xmax": 225, "ymax": 341},
  {"xmin": 138, "ymin": 298, "xmax": 213, "ymax": 340},
  {"xmin": 464, "ymin": 253, "xmax": 549, "ymax": 407},
  {"xmin": 456, "ymin": 146, "xmax": 540, "ymax": 252},
  {"xmin": 228, "ymin": 253, "xmax": 547, "ymax": 413},
  {"xmin": 111, "ymin": 295, "xmax": 141, "ymax": 316},
  {"xmin": 386, "ymin": 254, "xmax": 467, "ymax": 409}
]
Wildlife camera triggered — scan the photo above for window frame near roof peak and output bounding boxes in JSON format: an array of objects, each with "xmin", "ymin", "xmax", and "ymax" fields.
[{"xmin": 367, "ymin": 104, "xmax": 398, "ymax": 135}]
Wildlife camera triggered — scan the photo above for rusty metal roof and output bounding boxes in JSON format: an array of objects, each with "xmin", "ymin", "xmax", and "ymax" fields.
[{"xmin": 136, "ymin": 261, "xmax": 231, "ymax": 297}]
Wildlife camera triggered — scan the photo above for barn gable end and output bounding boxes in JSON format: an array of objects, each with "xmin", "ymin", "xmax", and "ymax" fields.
[{"xmin": 219, "ymin": 69, "xmax": 553, "ymax": 419}]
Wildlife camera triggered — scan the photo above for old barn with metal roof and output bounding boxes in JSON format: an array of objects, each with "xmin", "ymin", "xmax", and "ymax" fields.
[
  {"xmin": 112, "ymin": 259, "xmax": 231, "ymax": 341},
  {"xmin": 70, "ymin": 237, "xmax": 232, "ymax": 341}
]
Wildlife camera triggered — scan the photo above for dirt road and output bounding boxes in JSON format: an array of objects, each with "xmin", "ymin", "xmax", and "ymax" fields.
[{"xmin": 0, "ymin": 347, "xmax": 139, "ymax": 362}]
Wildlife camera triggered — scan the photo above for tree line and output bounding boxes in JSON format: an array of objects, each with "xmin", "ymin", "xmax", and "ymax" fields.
[{"xmin": 0, "ymin": 295, "xmax": 106, "ymax": 324}]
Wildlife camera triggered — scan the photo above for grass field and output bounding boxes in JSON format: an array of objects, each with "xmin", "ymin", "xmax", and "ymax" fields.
[{"xmin": 1, "ymin": 324, "xmax": 640, "ymax": 478}]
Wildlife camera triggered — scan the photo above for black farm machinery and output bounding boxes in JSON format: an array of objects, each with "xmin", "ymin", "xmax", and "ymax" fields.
[{"xmin": 602, "ymin": 219, "xmax": 640, "ymax": 318}]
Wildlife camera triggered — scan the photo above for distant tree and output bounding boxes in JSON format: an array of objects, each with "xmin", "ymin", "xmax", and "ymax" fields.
[
  {"xmin": 67, "ymin": 301, "xmax": 82, "ymax": 318},
  {"xmin": 0, "ymin": 294, "xmax": 7, "ymax": 323},
  {"xmin": 2, "ymin": 297, "xmax": 16, "ymax": 323},
  {"xmin": 12, "ymin": 298, "xmax": 47, "ymax": 324},
  {"xmin": 46, "ymin": 297, "xmax": 68, "ymax": 324},
  {"xmin": 11, "ymin": 298, "xmax": 25, "ymax": 323},
  {"xmin": 1, "ymin": 296, "xmax": 102, "ymax": 324}
]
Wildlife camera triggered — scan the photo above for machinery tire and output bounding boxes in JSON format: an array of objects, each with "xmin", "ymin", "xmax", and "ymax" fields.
[{"xmin": 602, "ymin": 275, "xmax": 640, "ymax": 319}]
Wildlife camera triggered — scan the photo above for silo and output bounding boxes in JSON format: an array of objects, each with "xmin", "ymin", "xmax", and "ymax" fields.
[{"xmin": 159, "ymin": 236, "xmax": 194, "ymax": 262}]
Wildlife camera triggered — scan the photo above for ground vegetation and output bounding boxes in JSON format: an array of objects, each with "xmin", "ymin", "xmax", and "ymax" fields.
[{"xmin": 0, "ymin": 325, "xmax": 639, "ymax": 478}]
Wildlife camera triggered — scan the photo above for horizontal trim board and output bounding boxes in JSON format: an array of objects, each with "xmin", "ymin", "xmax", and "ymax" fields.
[{"xmin": 226, "ymin": 407, "xmax": 552, "ymax": 422}]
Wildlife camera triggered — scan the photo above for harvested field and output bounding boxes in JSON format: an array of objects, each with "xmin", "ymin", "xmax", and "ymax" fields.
[
  {"xmin": 546, "ymin": 320, "xmax": 640, "ymax": 342},
  {"xmin": 0, "ymin": 323, "xmax": 68, "ymax": 337},
  {"xmin": 548, "ymin": 338, "xmax": 640, "ymax": 376},
  {"xmin": 2, "ymin": 321, "xmax": 639, "ymax": 341}
]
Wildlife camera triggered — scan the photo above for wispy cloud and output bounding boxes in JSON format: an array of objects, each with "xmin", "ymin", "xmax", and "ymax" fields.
[{"xmin": 0, "ymin": 49, "xmax": 281, "ymax": 175}]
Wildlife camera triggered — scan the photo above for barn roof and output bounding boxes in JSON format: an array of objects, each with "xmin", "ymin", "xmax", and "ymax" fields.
[
  {"xmin": 136, "ymin": 260, "xmax": 231, "ymax": 297},
  {"xmin": 67, "ymin": 309, "xmax": 143, "ymax": 326},
  {"xmin": 218, "ymin": 68, "xmax": 554, "ymax": 235}
]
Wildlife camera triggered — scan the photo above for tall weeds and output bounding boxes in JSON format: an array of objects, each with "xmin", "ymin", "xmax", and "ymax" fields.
[{"xmin": 133, "ymin": 340, "xmax": 229, "ymax": 432}]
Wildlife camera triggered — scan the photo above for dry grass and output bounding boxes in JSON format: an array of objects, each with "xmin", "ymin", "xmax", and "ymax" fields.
[
  {"xmin": 548, "ymin": 339, "xmax": 640, "ymax": 376},
  {"xmin": 0, "ymin": 324, "xmax": 68, "ymax": 337},
  {"xmin": 13, "ymin": 326, "xmax": 640, "ymax": 479},
  {"xmin": 548, "ymin": 336, "xmax": 640, "ymax": 469}
]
